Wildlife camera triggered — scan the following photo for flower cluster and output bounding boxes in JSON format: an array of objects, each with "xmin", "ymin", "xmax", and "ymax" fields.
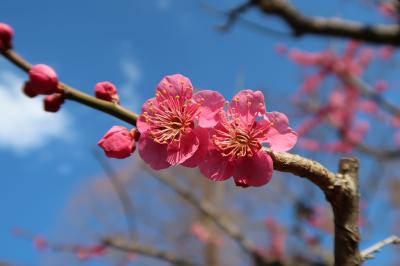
[
  {"xmin": 22, "ymin": 64, "xmax": 65, "ymax": 113},
  {"xmin": 99, "ymin": 74, "xmax": 297, "ymax": 187}
]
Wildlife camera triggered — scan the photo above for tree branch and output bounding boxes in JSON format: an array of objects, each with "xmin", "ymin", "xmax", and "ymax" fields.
[
  {"xmin": 103, "ymin": 237, "xmax": 201, "ymax": 266},
  {"xmin": 361, "ymin": 235, "xmax": 400, "ymax": 260},
  {"xmin": 1, "ymin": 50, "xmax": 137, "ymax": 126},
  {"xmin": 255, "ymin": 0, "xmax": 400, "ymax": 45}
]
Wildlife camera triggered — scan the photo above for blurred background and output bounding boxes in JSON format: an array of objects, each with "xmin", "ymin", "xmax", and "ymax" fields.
[{"xmin": 0, "ymin": 0, "xmax": 399, "ymax": 265}]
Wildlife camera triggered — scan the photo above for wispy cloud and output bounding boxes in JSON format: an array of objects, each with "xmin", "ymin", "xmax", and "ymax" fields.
[
  {"xmin": 0, "ymin": 69, "xmax": 73, "ymax": 153},
  {"xmin": 118, "ymin": 58, "xmax": 142, "ymax": 113}
]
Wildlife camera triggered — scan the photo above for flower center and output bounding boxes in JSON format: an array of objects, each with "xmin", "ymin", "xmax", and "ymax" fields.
[
  {"xmin": 213, "ymin": 120, "xmax": 262, "ymax": 160},
  {"xmin": 144, "ymin": 96, "xmax": 199, "ymax": 144}
]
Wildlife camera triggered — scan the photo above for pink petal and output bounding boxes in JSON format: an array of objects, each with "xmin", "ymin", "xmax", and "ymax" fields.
[
  {"xmin": 193, "ymin": 90, "xmax": 225, "ymax": 127},
  {"xmin": 98, "ymin": 126, "xmax": 135, "ymax": 159},
  {"xmin": 233, "ymin": 151, "xmax": 273, "ymax": 187},
  {"xmin": 137, "ymin": 98, "xmax": 157, "ymax": 133},
  {"xmin": 265, "ymin": 112, "xmax": 297, "ymax": 152},
  {"xmin": 199, "ymin": 149, "xmax": 233, "ymax": 181},
  {"xmin": 156, "ymin": 74, "xmax": 193, "ymax": 101},
  {"xmin": 229, "ymin": 90, "xmax": 266, "ymax": 121},
  {"xmin": 166, "ymin": 131, "xmax": 199, "ymax": 165},
  {"xmin": 138, "ymin": 133, "xmax": 170, "ymax": 170},
  {"xmin": 182, "ymin": 127, "xmax": 210, "ymax": 167}
]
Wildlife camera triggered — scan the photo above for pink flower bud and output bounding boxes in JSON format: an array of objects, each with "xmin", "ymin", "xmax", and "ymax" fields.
[
  {"xmin": 22, "ymin": 81, "xmax": 38, "ymax": 98},
  {"xmin": 98, "ymin": 126, "xmax": 136, "ymax": 159},
  {"xmin": 94, "ymin": 81, "xmax": 120, "ymax": 103},
  {"xmin": 28, "ymin": 64, "xmax": 59, "ymax": 95},
  {"xmin": 44, "ymin": 93, "xmax": 65, "ymax": 112},
  {"xmin": 0, "ymin": 23, "xmax": 14, "ymax": 52},
  {"xmin": 33, "ymin": 235, "xmax": 48, "ymax": 251}
]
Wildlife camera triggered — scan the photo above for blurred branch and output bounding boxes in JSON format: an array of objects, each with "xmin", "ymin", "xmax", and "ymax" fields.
[
  {"xmin": 255, "ymin": 0, "xmax": 400, "ymax": 45},
  {"xmin": 342, "ymin": 74, "xmax": 400, "ymax": 117},
  {"xmin": 141, "ymin": 164, "xmax": 262, "ymax": 261},
  {"xmin": 361, "ymin": 235, "xmax": 400, "ymax": 260},
  {"xmin": 1, "ymin": 50, "xmax": 137, "ymax": 125},
  {"xmin": 103, "ymin": 237, "xmax": 200, "ymax": 266},
  {"xmin": 93, "ymin": 150, "xmax": 138, "ymax": 240}
]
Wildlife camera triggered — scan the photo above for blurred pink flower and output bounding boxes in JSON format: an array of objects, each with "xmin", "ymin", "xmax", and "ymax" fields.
[
  {"xmin": 200, "ymin": 90, "xmax": 297, "ymax": 187},
  {"xmin": 191, "ymin": 222, "xmax": 223, "ymax": 247},
  {"xmin": 137, "ymin": 74, "xmax": 224, "ymax": 169},
  {"xmin": 0, "ymin": 22, "xmax": 13, "ymax": 51}
]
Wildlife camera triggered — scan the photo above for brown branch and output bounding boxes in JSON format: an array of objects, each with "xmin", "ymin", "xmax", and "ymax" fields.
[
  {"xmin": 361, "ymin": 235, "xmax": 400, "ymax": 260},
  {"xmin": 93, "ymin": 150, "xmax": 138, "ymax": 240},
  {"xmin": 141, "ymin": 164, "xmax": 259, "ymax": 258},
  {"xmin": 255, "ymin": 0, "xmax": 400, "ymax": 45},
  {"xmin": 1, "ymin": 50, "xmax": 138, "ymax": 126},
  {"xmin": 103, "ymin": 237, "xmax": 200, "ymax": 266},
  {"xmin": 329, "ymin": 158, "xmax": 362, "ymax": 266}
]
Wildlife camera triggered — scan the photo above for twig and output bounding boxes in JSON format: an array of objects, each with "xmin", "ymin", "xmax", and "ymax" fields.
[
  {"xmin": 361, "ymin": 235, "xmax": 400, "ymax": 260},
  {"xmin": 1, "ymin": 50, "xmax": 137, "ymax": 125},
  {"xmin": 255, "ymin": 0, "xmax": 400, "ymax": 45},
  {"xmin": 104, "ymin": 237, "xmax": 201, "ymax": 266},
  {"xmin": 93, "ymin": 149, "xmax": 138, "ymax": 240}
]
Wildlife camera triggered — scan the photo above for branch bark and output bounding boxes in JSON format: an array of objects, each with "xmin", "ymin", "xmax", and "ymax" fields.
[{"xmin": 255, "ymin": 0, "xmax": 400, "ymax": 45}]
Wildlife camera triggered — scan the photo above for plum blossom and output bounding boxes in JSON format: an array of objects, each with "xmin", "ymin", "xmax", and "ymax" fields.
[
  {"xmin": 98, "ymin": 126, "xmax": 138, "ymax": 159},
  {"xmin": 23, "ymin": 64, "xmax": 60, "ymax": 97},
  {"xmin": 94, "ymin": 81, "xmax": 120, "ymax": 103},
  {"xmin": 0, "ymin": 22, "xmax": 14, "ymax": 52},
  {"xmin": 199, "ymin": 90, "xmax": 297, "ymax": 187},
  {"xmin": 44, "ymin": 93, "xmax": 65, "ymax": 113},
  {"xmin": 137, "ymin": 74, "xmax": 224, "ymax": 170}
]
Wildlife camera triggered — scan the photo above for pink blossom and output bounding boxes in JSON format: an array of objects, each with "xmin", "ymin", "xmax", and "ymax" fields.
[
  {"xmin": 378, "ymin": 2, "xmax": 398, "ymax": 19},
  {"xmin": 379, "ymin": 46, "xmax": 396, "ymax": 60},
  {"xmin": 374, "ymin": 80, "xmax": 388, "ymax": 92},
  {"xmin": 265, "ymin": 218, "xmax": 286, "ymax": 259},
  {"xmin": 98, "ymin": 126, "xmax": 137, "ymax": 159},
  {"xmin": 0, "ymin": 23, "xmax": 14, "ymax": 52},
  {"xmin": 33, "ymin": 235, "xmax": 48, "ymax": 251},
  {"xmin": 298, "ymin": 139, "xmax": 321, "ymax": 151},
  {"xmin": 199, "ymin": 90, "xmax": 297, "ymax": 187},
  {"xmin": 94, "ymin": 81, "xmax": 120, "ymax": 103},
  {"xmin": 44, "ymin": 93, "xmax": 65, "ymax": 112},
  {"xmin": 191, "ymin": 222, "xmax": 223, "ymax": 246},
  {"xmin": 23, "ymin": 64, "xmax": 59, "ymax": 97},
  {"xmin": 137, "ymin": 74, "xmax": 224, "ymax": 170}
]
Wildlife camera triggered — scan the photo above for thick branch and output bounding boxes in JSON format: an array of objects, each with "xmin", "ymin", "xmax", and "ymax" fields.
[
  {"xmin": 1, "ymin": 50, "xmax": 137, "ymax": 126},
  {"xmin": 255, "ymin": 0, "xmax": 400, "ymax": 45},
  {"xmin": 329, "ymin": 158, "xmax": 362, "ymax": 266},
  {"xmin": 104, "ymin": 237, "xmax": 200, "ymax": 266},
  {"xmin": 361, "ymin": 235, "xmax": 400, "ymax": 260}
]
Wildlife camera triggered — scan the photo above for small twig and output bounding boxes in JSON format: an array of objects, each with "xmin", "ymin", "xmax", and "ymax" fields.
[
  {"xmin": 1, "ymin": 50, "xmax": 138, "ymax": 125},
  {"xmin": 104, "ymin": 237, "xmax": 201, "ymax": 266},
  {"xmin": 361, "ymin": 235, "xmax": 400, "ymax": 260},
  {"xmin": 93, "ymin": 149, "xmax": 138, "ymax": 240}
]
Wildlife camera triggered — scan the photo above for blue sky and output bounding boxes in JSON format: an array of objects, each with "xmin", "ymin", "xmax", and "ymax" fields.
[{"xmin": 0, "ymin": 0, "xmax": 399, "ymax": 265}]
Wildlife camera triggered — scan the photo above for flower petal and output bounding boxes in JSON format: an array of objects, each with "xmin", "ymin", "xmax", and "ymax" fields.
[
  {"xmin": 193, "ymin": 90, "xmax": 225, "ymax": 127},
  {"xmin": 166, "ymin": 131, "xmax": 199, "ymax": 165},
  {"xmin": 233, "ymin": 151, "xmax": 273, "ymax": 187},
  {"xmin": 138, "ymin": 133, "xmax": 170, "ymax": 170},
  {"xmin": 156, "ymin": 74, "xmax": 193, "ymax": 101},
  {"xmin": 265, "ymin": 112, "xmax": 298, "ymax": 152},
  {"xmin": 199, "ymin": 149, "xmax": 233, "ymax": 181},
  {"xmin": 229, "ymin": 90, "xmax": 266, "ymax": 121},
  {"xmin": 137, "ymin": 98, "xmax": 157, "ymax": 134},
  {"xmin": 182, "ymin": 127, "xmax": 210, "ymax": 168}
]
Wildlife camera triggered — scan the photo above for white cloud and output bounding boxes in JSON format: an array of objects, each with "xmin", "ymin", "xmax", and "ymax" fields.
[
  {"xmin": 118, "ymin": 58, "xmax": 142, "ymax": 113},
  {"xmin": 0, "ymin": 69, "xmax": 73, "ymax": 153}
]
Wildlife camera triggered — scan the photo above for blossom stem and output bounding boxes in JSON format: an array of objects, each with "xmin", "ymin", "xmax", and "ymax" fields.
[{"xmin": 1, "ymin": 49, "xmax": 138, "ymax": 125}]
